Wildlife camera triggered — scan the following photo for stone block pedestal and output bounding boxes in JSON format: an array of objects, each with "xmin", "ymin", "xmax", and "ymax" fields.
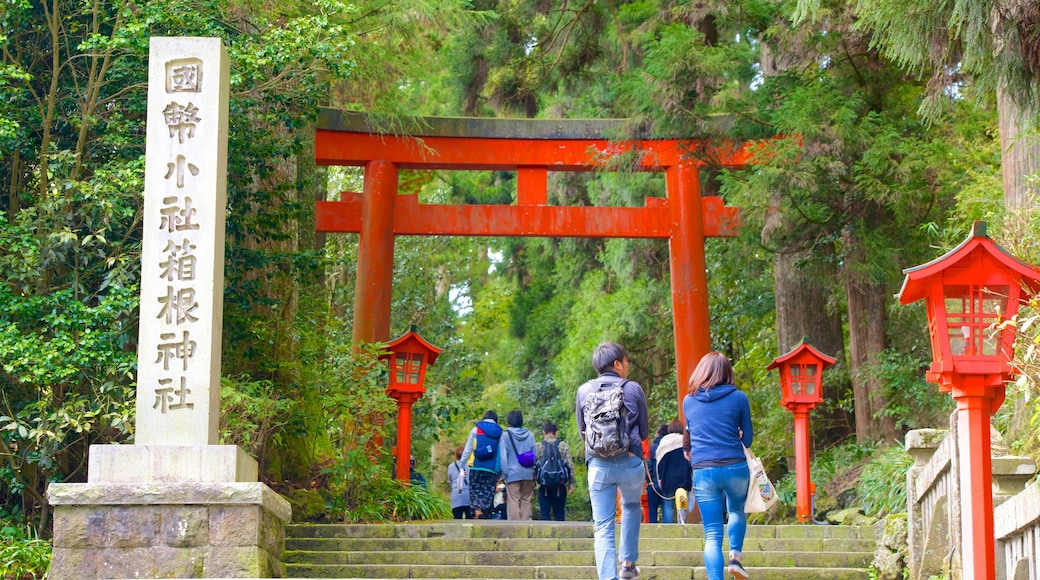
[{"xmin": 47, "ymin": 482, "xmax": 291, "ymax": 578}]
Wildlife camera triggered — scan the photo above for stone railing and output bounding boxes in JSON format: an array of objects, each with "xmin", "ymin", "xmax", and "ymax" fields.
[
  {"xmin": 994, "ymin": 475, "xmax": 1040, "ymax": 580},
  {"xmin": 905, "ymin": 413, "xmax": 1037, "ymax": 580}
]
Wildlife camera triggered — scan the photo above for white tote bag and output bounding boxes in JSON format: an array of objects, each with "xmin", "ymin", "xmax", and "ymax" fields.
[{"xmin": 743, "ymin": 444, "xmax": 779, "ymax": 513}]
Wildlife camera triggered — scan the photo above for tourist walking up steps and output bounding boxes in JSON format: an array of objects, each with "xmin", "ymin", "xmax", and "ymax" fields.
[
  {"xmin": 654, "ymin": 419, "xmax": 692, "ymax": 524},
  {"xmin": 535, "ymin": 421, "xmax": 575, "ymax": 521},
  {"xmin": 576, "ymin": 342, "xmax": 649, "ymax": 580},
  {"xmin": 460, "ymin": 410, "xmax": 503, "ymax": 519},
  {"xmin": 448, "ymin": 445, "xmax": 472, "ymax": 519},
  {"xmin": 499, "ymin": 409, "xmax": 537, "ymax": 520},
  {"xmin": 683, "ymin": 352, "xmax": 753, "ymax": 580},
  {"xmin": 646, "ymin": 423, "xmax": 669, "ymax": 523}
]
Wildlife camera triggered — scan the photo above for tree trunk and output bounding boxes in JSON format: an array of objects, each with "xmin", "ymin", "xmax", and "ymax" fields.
[
  {"xmin": 760, "ymin": 24, "xmax": 849, "ymax": 442},
  {"xmin": 844, "ymin": 235, "xmax": 898, "ymax": 443},
  {"xmin": 998, "ymin": 84, "xmax": 1040, "ymax": 209},
  {"xmin": 765, "ymin": 228, "xmax": 845, "ymax": 357}
]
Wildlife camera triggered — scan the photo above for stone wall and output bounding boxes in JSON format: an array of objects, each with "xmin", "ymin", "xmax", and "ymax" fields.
[
  {"xmin": 994, "ymin": 479, "xmax": 1040, "ymax": 580},
  {"xmin": 905, "ymin": 420, "xmax": 1037, "ymax": 580},
  {"xmin": 48, "ymin": 482, "xmax": 290, "ymax": 579}
]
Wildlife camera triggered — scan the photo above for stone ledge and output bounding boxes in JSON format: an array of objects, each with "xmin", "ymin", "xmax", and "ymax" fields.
[
  {"xmin": 995, "ymin": 478, "xmax": 1040, "ymax": 539},
  {"xmin": 47, "ymin": 482, "xmax": 292, "ymax": 524}
]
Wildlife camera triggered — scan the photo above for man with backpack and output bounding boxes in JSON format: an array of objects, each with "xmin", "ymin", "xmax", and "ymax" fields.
[
  {"xmin": 535, "ymin": 421, "xmax": 575, "ymax": 521},
  {"xmin": 460, "ymin": 410, "xmax": 503, "ymax": 519},
  {"xmin": 576, "ymin": 342, "xmax": 649, "ymax": 580}
]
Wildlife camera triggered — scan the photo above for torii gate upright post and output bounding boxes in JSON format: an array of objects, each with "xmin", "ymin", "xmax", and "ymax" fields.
[
  {"xmin": 353, "ymin": 160, "xmax": 398, "ymax": 344},
  {"xmin": 668, "ymin": 163, "xmax": 711, "ymax": 407},
  {"xmin": 315, "ymin": 111, "xmax": 750, "ymax": 416}
]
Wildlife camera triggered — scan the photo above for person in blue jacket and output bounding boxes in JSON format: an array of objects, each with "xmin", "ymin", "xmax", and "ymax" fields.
[
  {"xmin": 683, "ymin": 352, "xmax": 752, "ymax": 580},
  {"xmin": 460, "ymin": 410, "xmax": 503, "ymax": 519}
]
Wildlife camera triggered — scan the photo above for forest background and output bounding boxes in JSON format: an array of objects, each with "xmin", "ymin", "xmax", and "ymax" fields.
[{"xmin": 3, "ymin": 0, "xmax": 1040, "ymax": 572}]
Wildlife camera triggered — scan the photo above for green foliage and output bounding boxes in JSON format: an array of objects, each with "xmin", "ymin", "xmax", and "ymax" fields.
[
  {"xmin": 847, "ymin": 0, "xmax": 1040, "ymax": 116},
  {"xmin": 0, "ymin": 515, "xmax": 50, "ymax": 580},
  {"xmin": 310, "ymin": 338, "xmax": 453, "ymax": 522},
  {"xmin": 793, "ymin": 441, "xmax": 910, "ymax": 520},
  {"xmin": 324, "ymin": 475, "xmax": 451, "ymax": 523},
  {"xmin": 861, "ymin": 349, "xmax": 953, "ymax": 434},
  {"xmin": 857, "ymin": 445, "xmax": 912, "ymax": 517},
  {"xmin": 219, "ymin": 376, "xmax": 299, "ymax": 471},
  {"xmin": 314, "ymin": 337, "xmax": 450, "ymax": 522}
]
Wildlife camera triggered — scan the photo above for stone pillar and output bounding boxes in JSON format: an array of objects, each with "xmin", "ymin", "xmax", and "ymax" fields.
[
  {"xmin": 47, "ymin": 37, "xmax": 290, "ymax": 579},
  {"xmin": 904, "ymin": 428, "xmax": 944, "ymax": 580}
]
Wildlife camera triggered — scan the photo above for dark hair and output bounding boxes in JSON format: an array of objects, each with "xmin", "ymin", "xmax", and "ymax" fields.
[
  {"xmin": 592, "ymin": 342, "xmax": 628, "ymax": 374},
  {"xmin": 483, "ymin": 410, "xmax": 498, "ymax": 422},
  {"xmin": 656, "ymin": 424, "xmax": 670, "ymax": 438},
  {"xmin": 542, "ymin": 422, "xmax": 558, "ymax": 435},
  {"xmin": 688, "ymin": 351, "xmax": 735, "ymax": 394},
  {"xmin": 455, "ymin": 445, "xmax": 465, "ymax": 460},
  {"xmin": 507, "ymin": 410, "xmax": 523, "ymax": 428},
  {"xmin": 667, "ymin": 419, "xmax": 684, "ymax": 434}
]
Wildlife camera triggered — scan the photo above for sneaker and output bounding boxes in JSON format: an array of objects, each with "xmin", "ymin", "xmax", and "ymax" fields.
[
  {"xmin": 728, "ymin": 558, "xmax": 749, "ymax": 580},
  {"xmin": 619, "ymin": 564, "xmax": 641, "ymax": 579}
]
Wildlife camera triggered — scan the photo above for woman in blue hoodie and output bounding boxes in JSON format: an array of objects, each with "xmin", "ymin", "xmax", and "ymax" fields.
[{"xmin": 683, "ymin": 352, "xmax": 752, "ymax": 580}]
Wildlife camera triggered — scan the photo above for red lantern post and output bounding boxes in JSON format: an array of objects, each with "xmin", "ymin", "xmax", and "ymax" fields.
[
  {"xmin": 897, "ymin": 221, "xmax": 1040, "ymax": 580},
  {"xmin": 767, "ymin": 340, "xmax": 835, "ymax": 523},
  {"xmin": 381, "ymin": 329, "xmax": 441, "ymax": 482}
]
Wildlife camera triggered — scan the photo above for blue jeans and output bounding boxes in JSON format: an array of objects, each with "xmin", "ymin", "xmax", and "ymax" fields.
[
  {"xmin": 587, "ymin": 453, "xmax": 645, "ymax": 580},
  {"xmin": 692, "ymin": 462, "xmax": 750, "ymax": 580},
  {"xmin": 538, "ymin": 485, "xmax": 567, "ymax": 521},
  {"xmin": 660, "ymin": 492, "xmax": 675, "ymax": 523},
  {"xmin": 647, "ymin": 480, "xmax": 661, "ymax": 523}
]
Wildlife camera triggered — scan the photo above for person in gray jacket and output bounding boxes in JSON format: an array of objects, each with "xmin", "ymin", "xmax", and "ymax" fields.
[
  {"xmin": 448, "ymin": 445, "xmax": 472, "ymax": 519},
  {"xmin": 498, "ymin": 409, "xmax": 537, "ymax": 520}
]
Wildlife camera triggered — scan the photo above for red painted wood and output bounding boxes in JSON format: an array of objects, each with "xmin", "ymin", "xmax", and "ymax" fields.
[
  {"xmin": 667, "ymin": 164, "xmax": 710, "ymax": 419},
  {"xmin": 316, "ymin": 130, "xmax": 752, "ymax": 170},
  {"xmin": 518, "ymin": 167, "xmax": 548, "ymax": 206},
  {"xmin": 316, "ymin": 195, "xmax": 737, "ymax": 238},
  {"xmin": 352, "ymin": 160, "xmax": 398, "ymax": 344},
  {"xmin": 793, "ymin": 408, "xmax": 813, "ymax": 523},
  {"xmin": 956, "ymin": 385, "xmax": 996, "ymax": 580}
]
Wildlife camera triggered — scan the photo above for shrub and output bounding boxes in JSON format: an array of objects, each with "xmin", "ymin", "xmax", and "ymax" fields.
[
  {"xmin": 857, "ymin": 445, "xmax": 912, "ymax": 518},
  {"xmin": 0, "ymin": 518, "xmax": 50, "ymax": 580}
]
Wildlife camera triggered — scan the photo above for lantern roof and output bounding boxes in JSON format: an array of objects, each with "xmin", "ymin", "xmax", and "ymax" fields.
[
  {"xmin": 897, "ymin": 221, "xmax": 1040, "ymax": 305},
  {"xmin": 766, "ymin": 338, "xmax": 837, "ymax": 371},
  {"xmin": 385, "ymin": 327, "xmax": 442, "ymax": 365}
]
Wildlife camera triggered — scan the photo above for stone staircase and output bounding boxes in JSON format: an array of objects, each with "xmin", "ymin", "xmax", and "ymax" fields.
[{"xmin": 284, "ymin": 521, "xmax": 876, "ymax": 579}]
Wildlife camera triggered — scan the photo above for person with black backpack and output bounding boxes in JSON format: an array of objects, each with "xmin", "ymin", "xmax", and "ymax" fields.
[
  {"xmin": 535, "ymin": 421, "xmax": 575, "ymax": 521},
  {"xmin": 576, "ymin": 342, "xmax": 649, "ymax": 580}
]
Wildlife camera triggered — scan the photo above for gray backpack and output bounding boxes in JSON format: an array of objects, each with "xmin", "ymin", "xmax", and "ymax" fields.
[{"xmin": 582, "ymin": 379, "xmax": 631, "ymax": 459}]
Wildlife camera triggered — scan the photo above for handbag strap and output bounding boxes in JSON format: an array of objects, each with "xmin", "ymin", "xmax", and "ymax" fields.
[{"xmin": 507, "ymin": 431, "xmax": 520, "ymax": 459}]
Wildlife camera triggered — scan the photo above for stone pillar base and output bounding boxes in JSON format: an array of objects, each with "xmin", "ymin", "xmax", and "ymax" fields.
[{"xmin": 47, "ymin": 482, "xmax": 291, "ymax": 579}]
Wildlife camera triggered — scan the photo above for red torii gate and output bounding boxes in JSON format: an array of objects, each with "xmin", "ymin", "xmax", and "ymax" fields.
[{"xmin": 314, "ymin": 110, "xmax": 751, "ymax": 412}]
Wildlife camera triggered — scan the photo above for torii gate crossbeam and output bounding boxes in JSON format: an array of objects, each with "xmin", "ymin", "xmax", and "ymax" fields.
[{"xmin": 314, "ymin": 110, "xmax": 751, "ymax": 414}]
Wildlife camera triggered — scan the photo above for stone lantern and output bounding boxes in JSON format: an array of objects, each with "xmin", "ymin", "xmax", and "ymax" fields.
[
  {"xmin": 897, "ymin": 221, "xmax": 1040, "ymax": 579},
  {"xmin": 767, "ymin": 339, "xmax": 835, "ymax": 523},
  {"xmin": 381, "ymin": 328, "xmax": 441, "ymax": 482}
]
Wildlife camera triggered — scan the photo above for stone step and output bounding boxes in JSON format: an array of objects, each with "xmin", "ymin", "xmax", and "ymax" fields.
[
  {"xmin": 286, "ymin": 564, "xmax": 871, "ymax": 579},
  {"xmin": 286, "ymin": 535, "xmax": 877, "ymax": 553},
  {"xmin": 283, "ymin": 522, "xmax": 876, "ymax": 580},
  {"xmin": 287, "ymin": 521, "xmax": 874, "ymax": 540},
  {"xmin": 285, "ymin": 548, "xmax": 872, "ymax": 567}
]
